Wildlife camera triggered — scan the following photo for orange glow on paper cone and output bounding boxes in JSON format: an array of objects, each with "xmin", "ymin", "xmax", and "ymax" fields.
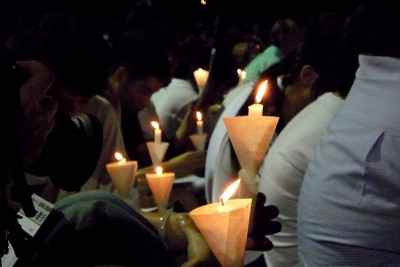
[{"xmin": 189, "ymin": 199, "xmax": 252, "ymax": 267}]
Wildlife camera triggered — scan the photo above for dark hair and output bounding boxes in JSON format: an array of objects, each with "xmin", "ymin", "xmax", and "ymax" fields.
[
  {"xmin": 268, "ymin": 18, "xmax": 300, "ymax": 48},
  {"xmin": 110, "ymin": 38, "xmax": 171, "ymax": 87},
  {"xmin": 15, "ymin": 11, "xmax": 111, "ymax": 97},
  {"xmin": 359, "ymin": 0, "xmax": 400, "ymax": 56},
  {"xmin": 280, "ymin": 12, "xmax": 346, "ymax": 97}
]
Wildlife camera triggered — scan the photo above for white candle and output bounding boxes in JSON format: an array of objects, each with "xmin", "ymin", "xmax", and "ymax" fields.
[
  {"xmin": 237, "ymin": 69, "xmax": 246, "ymax": 83},
  {"xmin": 115, "ymin": 152, "xmax": 126, "ymax": 165},
  {"xmin": 196, "ymin": 111, "xmax": 204, "ymax": 135},
  {"xmin": 217, "ymin": 178, "xmax": 241, "ymax": 212},
  {"xmin": 248, "ymin": 80, "xmax": 268, "ymax": 116},
  {"xmin": 151, "ymin": 121, "xmax": 162, "ymax": 143},
  {"xmin": 193, "ymin": 68, "xmax": 209, "ymax": 93}
]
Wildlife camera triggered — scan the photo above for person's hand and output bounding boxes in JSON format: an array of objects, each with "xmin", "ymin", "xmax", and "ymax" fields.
[
  {"xmin": 16, "ymin": 60, "xmax": 57, "ymax": 166},
  {"xmin": 247, "ymin": 192, "xmax": 282, "ymax": 251},
  {"xmin": 179, "ymin": 214, "xmax": 219, "ymax": 267},
  {"xmin": 164, "ymin": 151, "xmax": 206, "ymax": 177}
]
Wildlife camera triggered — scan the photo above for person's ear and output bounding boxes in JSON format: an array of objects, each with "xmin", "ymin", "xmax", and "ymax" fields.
[
  {"xmin": 114, "ymin": 66, "xmax": 128, "ymax": 87},
  {"xmin": 299, "ymin": 65, "xmax": 319, "ymax": 88}
]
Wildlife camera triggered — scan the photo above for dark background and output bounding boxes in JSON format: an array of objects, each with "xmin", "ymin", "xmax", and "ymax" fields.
[{"xmin": 1, "ymin": 0, "xmax": 362, "ymax": 34}]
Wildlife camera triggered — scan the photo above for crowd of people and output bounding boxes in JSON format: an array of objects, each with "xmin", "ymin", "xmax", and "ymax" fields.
[{"xmin": 1, "ymin": 0, "xmax": 400, "ymax": 266}]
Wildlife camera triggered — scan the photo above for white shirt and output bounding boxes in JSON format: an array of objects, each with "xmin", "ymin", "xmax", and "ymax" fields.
[
  {"xmin": 149, "ymin": 78, "xmax": 198, "ymax": 140},
  {"xmin": 205, "ymin": 82, "xmax": 254, "ymax": 203},
  {"xmin": 259, "ymin": 92, "xmax": 343, "ymax": 267}
]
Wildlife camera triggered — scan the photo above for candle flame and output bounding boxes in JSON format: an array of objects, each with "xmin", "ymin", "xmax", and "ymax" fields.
[
  {"xmin": 156, "ymin": 166, "xmax": 163, "ymax": 175},
  {"xmin": 237, "ymin": 69, "xmax": 246, "ymax": 80},
  {"xmin": 255, "ymin": 80, "xmax": 268, "ymax": 104},
  {"xmin": 115, "ymin": 152, "xmax": 123, "ymax": 161},
  {"xmin": 196, "ymin": 111, "xmax": 202, "ymax": 121},
  {"xmin": 151, "ymin": 121, "xmax": 159, "ymax": 130},
  {"xmin": 220, "ymin": 179, "xmax": 241, "ymax": 204}
]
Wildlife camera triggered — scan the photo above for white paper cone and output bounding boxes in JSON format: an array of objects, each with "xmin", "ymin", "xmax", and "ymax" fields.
[
  {"xmin": 106, "ymin": 161, "xmax": 138, "ymax": 198},
  {"xmin": 223, "ymin": 116, "xmax": 279, "ymax": 177},
  {"xmin": 190, "ymin": 199, "xmax": 252, "ymax": 267},
  {"xmin": 146, "ymin": 172, "xmax": 175, "ymax": 213},
  {"xmin": 189, "ymin": 134, "xmax": 208, "ymax": 151},
  {"xmin": 146, "ymin": 142, "xmax": 169, "ymax": 166}
]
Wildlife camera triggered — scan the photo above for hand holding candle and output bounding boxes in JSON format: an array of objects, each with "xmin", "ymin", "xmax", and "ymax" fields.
[
  {"xmin": 190, "ymin": 179, "xmax": 251, "ymax": 267},
  {"xmin": 248, "ymin": 80, "xmax": 268, "ymax": 116}
]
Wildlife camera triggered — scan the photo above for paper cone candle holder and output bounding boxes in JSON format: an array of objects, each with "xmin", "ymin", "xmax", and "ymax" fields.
[
  {"xmin": 189, "ymin": 134, "xmax": 208, "ymax": 151},
  {"xmin": 146, "ymin": 141, "xmax": 169, "ymax": 167},
  {"xmin": 190, "ymin": 179, "xmax": 251, "ymax": 267},
  {"xmin": 106, "ymin": 152, "xmax": 138, "ymax": 199},
  {"xmin": 223, "ymin": 80, "xmax": 279, "ymax": 232},
  {"xmin": 146, "ymin": 166, "xmax": 175, "ymax": 213},
  {"xmin": 223, "ymin": 115, "xmax": 279, "ymax": 177},
  {"xmin": 223, "ymin": 80, "xmax": 279, "ymax": 178},
  {"xmin": 193, "ymin": 68, "xmax": 209, "ymax": 95}
]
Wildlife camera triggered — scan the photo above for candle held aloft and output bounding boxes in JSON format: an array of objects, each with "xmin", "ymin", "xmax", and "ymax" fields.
[
  {"xmin": 189, "ymin": 178, "xmax": 251, "ymax": 267},
  {"xmin": 151, "ymin": 121, "xmax": 162, "ymax": 143},
  {"xmin": 196, "ymin": 111, "xmax": 204, "ymax": 135},
  {"xmin": 248, "ymin": 80, "xmax": 268, "ymax": 116}
]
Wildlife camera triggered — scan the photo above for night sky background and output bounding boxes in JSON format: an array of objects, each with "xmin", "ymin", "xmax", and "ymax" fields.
[{"xmin": 1, "ymin": 0, "xmax": 363, "ymax": 36}]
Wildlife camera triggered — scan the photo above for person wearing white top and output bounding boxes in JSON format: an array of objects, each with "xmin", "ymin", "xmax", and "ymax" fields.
[
  {"xmin": 259, "ymin": 92, "xmax": 344, "ymax": 267},
  {"xmin": 149, "ymin": 78, "xmax": 199, "ymax": 140}
]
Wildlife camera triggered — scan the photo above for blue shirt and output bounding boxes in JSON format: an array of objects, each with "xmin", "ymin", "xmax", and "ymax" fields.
[{"xmin": 298, "ymin": 55, "xmax": 400, "ymax": 266}]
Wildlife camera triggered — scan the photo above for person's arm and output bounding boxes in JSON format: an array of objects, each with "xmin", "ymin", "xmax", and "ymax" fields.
[
  {"xmin": 17, "ymin": 60, "xmax": 57, "ymax": 167},
  {"xmin": 141, "ymin": 211, "xmax": 218, "ymax": 267},
  {"xmin": 136, "ymin": 150, "xmax": 206, "ymax": 179}
]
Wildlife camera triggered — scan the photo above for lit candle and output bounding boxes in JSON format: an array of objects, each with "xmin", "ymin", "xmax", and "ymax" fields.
[
  {"xmin": 146, "ymin": 166, "xmax": 175, "ymax": 213},
  {"xmin": 189, "ymin": 179, "xmax": 251, "ymax": 267},
  {"xmin": 193, "ymin": 68, "xmax": 209, "ymax": 93},
  {"xmin": 115, "ymin": 152, "xmax": 126, "ymax": 165},
  {"xmin": 237, "ymin": 69, "xmax": 246, "ymax": 83},
  {"xmin": 106, "ymin": 152, "xmax": 138, "ymax": 198},
  {"xmin": 216, "ymin": 178, "xmax": 241, "ymax": 212},
  {"xmin": 196, "ymin": 111, "xmax": 204, "ymax": 135},
  {"xmin": 248, "ymin": 80, "xmax": 268, "ymax": 116},
  {"xmin": 151, "ymin": 121, "xmax": 162, "ymax": 143}
]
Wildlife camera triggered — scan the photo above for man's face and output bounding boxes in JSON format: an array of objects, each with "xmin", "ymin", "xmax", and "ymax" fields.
[
  {"xmin": 51, "ymin": 84, "xmax": 92, "ymax": 116},
  {"xmin": 119, "ymin": 75, "xmax": 163, "ymax": 114}
]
